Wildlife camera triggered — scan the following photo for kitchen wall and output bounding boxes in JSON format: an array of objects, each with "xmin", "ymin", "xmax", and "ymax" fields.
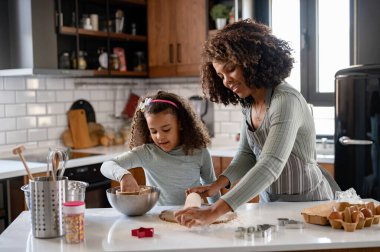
[{"xmin": 0, "ymin": 76, "xmax": 242, "ymax": 153}]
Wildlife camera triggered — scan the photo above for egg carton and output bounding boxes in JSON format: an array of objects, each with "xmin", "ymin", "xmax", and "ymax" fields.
[{"xmin": 301, "ymin": 201, "xmax": 380, "ymax": 232}]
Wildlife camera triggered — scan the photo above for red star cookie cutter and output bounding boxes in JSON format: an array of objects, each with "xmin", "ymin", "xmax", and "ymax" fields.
[{"xmin": 131, "ymin": 227, "xmax": 154, "ymax": 238}]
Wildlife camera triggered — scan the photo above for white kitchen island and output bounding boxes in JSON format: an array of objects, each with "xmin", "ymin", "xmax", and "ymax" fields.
[{"xmin": 0, "ymin": 201, "xmax": 379, "ymax": 252}]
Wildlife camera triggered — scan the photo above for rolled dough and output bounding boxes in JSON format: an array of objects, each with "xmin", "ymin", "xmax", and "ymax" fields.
[{"xmin": 158, "ymin": 207, "xmax": 237, "ymax": 224}]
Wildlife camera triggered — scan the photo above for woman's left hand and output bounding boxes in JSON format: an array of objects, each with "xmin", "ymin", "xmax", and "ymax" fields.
[
  {"xmin": 174, "ymin": 206, "xmax": 217, "ymax": 228},
  {"xmin": 174, "ymin": 199, "xmax": 232, "ymax": 228}
]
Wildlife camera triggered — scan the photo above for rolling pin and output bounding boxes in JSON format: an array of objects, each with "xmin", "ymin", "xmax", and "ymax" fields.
[{"xmin": 183, "ymin": 192, "xmax": 202, "ymax": 209}]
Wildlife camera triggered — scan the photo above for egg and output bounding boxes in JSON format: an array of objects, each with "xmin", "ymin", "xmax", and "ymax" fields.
[
  {"xmin": 376, "ymin": 205, "xmax": 380, "ymax": 215},
  {"xmin": 351, "ymin": 210, "xmax": 365, "ymax": 222},
  {"xmin": 360, "ymin": 207, "xmax": 373, "ymax": 218},
  {"xmin": 328, "ymin": 211, "xmax": 343, "ymax": 220}
]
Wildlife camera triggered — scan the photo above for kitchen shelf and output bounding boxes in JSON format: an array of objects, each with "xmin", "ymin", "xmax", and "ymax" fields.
[{"xmin": 59, "ymin": 26, "xmax": 146, "ymax": 42}]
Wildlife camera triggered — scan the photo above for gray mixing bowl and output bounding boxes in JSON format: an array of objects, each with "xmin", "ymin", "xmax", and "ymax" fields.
[{"xmin": 106, "ymin": 186, "xmax": 160, "ymax": 216}]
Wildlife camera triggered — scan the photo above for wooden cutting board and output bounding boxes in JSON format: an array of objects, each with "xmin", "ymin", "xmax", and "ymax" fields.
[{"xmin": 68, "ymin": 109, "xmax": 94, "ymax": 149}]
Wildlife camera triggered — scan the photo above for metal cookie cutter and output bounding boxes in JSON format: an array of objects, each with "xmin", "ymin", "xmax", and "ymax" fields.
[
  {"xmin": 277, "ymin": 218, "xmax": 304, "ymax": 229},
  {"xmin": 235, "ymin": 224, "xmax": 276, "ymax": 240},
  {"xmin": 131, "ymin": 227, "xmax": 154, "ymax": 238}
]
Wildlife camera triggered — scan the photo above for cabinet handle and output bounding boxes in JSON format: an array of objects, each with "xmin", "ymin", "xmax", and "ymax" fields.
[
  {"xmin": 169, "ymin": 44, "xmax": 174, "ymax": 63},
  {"xmin": 177, "ymin": 43, "xmax": 182, "ymax": 63}
]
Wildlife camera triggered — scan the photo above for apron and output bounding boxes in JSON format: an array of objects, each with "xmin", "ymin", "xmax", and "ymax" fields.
[{"xmin": 245, "ymin": 110, "xmax": 339, "ymax": 203}]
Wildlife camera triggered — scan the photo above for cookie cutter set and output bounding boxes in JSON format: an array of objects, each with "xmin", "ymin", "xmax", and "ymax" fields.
[{"xmin": 235, "ymin": 218, "xmax": 304, "ymax": 240}]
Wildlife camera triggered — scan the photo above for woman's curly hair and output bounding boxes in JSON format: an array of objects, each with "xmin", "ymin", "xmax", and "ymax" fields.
[
  {"xmin": 201, "ymin": 19, "xmax": 294, "ymax": 106},
  {"xmin": 128, "ymin": 91, "xmax": 210, "ymax": 155}
]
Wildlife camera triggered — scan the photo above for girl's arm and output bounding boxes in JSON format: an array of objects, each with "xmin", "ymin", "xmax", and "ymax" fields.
[{"xmin": 199, "ymin": 148, "xmax": 221, "ymax": 203}]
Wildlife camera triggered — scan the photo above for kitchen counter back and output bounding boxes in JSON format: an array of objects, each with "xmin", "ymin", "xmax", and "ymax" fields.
[{"xmin": 0, "ymin": 201, "xmax": 379, "ymax": 252}]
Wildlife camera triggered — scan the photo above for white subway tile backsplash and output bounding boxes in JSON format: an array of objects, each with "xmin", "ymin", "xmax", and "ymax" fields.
[
  {"xmin": 47, "ymin": 103, "xmax": 65, "ymax": 115},
  {"xmin": 16, "ymin": 91, "xmax": 36, "ymax": 103},
  {"xmin": 73, "ymin": 91, "xmax": 90, "ymax": 101},
  {"xmin": 56, "ymin": 115, "xmax": 68, "ymax": 127},
  {"xmin": 38, "ymin": 116, "xmax": 56, "ymax": 127},
  {"xmin": 6, "ymin": 130, "xmax": 27, "ymax": 144},
  {"xmin": 26, "ymin": 78, "xmax": 46, "ymax": 90},
  {"xmin": 0, "ymin": 105, "xmax": 4, "ymax": 117},
  {"xmin": 0, "ymin": 78, "xmax": 4, "ymax": 89},
  {"xmin": 48, "ymin": 127, "xmax": 66, "ymax": 140},
  {"xmin": 27, "ymin": 104, "xmax": 46, "ymax": 115},
  {"xmin": 0, "ymin": 118, "xmax": 16, "ymax": 131},
  {"xmin": 28, "ymin": 128, "xmax": 47, "ymax": 141},
  {"xmin": 230, "ymin": 111, "xmax": 244, "ymax": 122},
  {"xmin": 56, "ymin": 91, "xmax": 74, "ymax": 102},
  {"xmin": 214, "ymin": 111, "xmax": 230, "ymax": 122},
  {"xmin": 17, "ymin": 117, "xmax": 37, "ymax": 129},
  {"xmin": 5, "ymin": 104, "xmax": 26, "ymax": 117},
  {"xmin": 64, "ymin": 79, "xmax": 75, "ymax": 89},
  {"xmin": 220, "ymin": 122, "xmax": 240, "ymax": 134},
  {"xmin": 46, "ymin": 78, "xmax": 64, "ymax": 90},
  {"xmin": 4, "ymin": 77, "xmax": 25, "ymax": 90},
  {"xmin": 97, "ymin": 101, "xmax": 114, "ymax": 113},
  {"xmin": 91, "ymin": 90, "xmax": 106, "ymax": 100},
  {"xmin": 36, "ymin": 91, "xmax": 55, "ymax": 103},
  {"xmin": 0, "ymin": 91, "xmax": 16, "ymax": 104},
  {"xmin": 0, "ymin": 132, "xmax": 4, "ymax": 144}
]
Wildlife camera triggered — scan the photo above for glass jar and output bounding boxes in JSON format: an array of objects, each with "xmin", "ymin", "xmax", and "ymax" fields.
[
  {"xmin": 71, "ymin": 51, "xmax": 87, "ymax": 70},
  {"xmin": 110, "ymin": 54, "xmax": 120, "ymax": 71},
  {"xmin": 63, "ymin": 201, "xmax": 85, "ymax": 244},
  {"xmin": 59, "ymin": 52, "xmax": 71, "ymax": 69},
  {"xmin": 133, "ymin": 51, "xmax": 146, "ymax": 72}
]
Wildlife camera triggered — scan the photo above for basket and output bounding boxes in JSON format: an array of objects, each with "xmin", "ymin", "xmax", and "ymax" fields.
[{"xmin": 29, "ymin": 176, "xmax": 68, "ymax": 238}]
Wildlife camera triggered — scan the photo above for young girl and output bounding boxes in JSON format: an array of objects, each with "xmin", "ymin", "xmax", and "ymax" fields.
[{"xmin": 101, "ymin": 91, "xmax": 219, "ymax": 206}]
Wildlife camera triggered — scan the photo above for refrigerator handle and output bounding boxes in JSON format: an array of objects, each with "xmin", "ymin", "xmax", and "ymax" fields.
[{"xmin": 339, "ymin": 136, "xmax": 373, "ymax": 146}]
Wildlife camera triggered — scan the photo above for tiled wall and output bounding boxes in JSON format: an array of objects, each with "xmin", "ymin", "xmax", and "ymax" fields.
[{"xmin": 0, "ymin": 76, "xmax": 242, "ymax": 152}]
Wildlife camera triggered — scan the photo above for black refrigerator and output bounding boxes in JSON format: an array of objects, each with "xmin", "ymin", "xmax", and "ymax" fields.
[{"xmin": 335, "ymin": 64, "xmax": 380, "ymax": 200}]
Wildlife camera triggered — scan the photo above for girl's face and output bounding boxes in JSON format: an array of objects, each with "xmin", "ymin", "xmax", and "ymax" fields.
[
  {"xmin": 212, "ymin": 61, "xmax": 252, "ymax": 98},
  {"xmin": 145, "ymin": 110, "xmax": 181, "ymax": 152}
]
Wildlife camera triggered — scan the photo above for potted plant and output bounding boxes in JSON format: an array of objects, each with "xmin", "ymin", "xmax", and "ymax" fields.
[{"xmin": 210, "ymin": 4, "xmax": 230, "ymax": 30}]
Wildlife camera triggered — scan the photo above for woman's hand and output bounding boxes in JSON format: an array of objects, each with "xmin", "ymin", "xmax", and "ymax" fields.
[
  {"xmin": 174, "ymin": 199, "xmax": 232, "ymax": 228},
  {"xmin": 120, "ymin": 174, "xmax": 140, "ymax": 193},
  {"xmin": 187, "ymin": 175, "xmax": 230, "ymax": 198}
]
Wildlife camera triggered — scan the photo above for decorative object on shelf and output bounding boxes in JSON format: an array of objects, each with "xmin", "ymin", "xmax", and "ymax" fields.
[
  {"xmin": 131, "ymin": 23, "xmax": 137, "ymax": 35},
  {"xmin": 115, "ymin": 9, "xmax": 124, "ymax": 33},
  {"xmin": 113, "ymin": 47, "xmax": 127, "ymax": 71},
  {"xmin": 81, "ymin": 15, "xmax": 92, "ymax": 30},
  {"xmin": 210, "ymin": 4, "xmax": 230, "ymax": 30},
  {"xmin": 59, "ymin": 52, "xmax": 71, "ymax": 69},
  {"xmin": 71, "ymin": 51, "xmax": 87, "ymax": 70},
  {"xmin": 97, "ymin": 48, "xmax": 108, "ymax": 69},
  {"xmin": 90, "ymin": 14, "xmax": 99, "ymax": 31},
  {"xmin": 133, "ymin": 51, "xmax": 146, "ymax": 72},
  {"xmin": 110, "ymin": 54, "xmax": 120, "ymax": 71}
]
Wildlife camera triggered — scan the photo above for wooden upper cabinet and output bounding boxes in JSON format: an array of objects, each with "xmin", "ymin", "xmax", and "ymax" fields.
[{"xmin": 148, "ymin": 0, "xmax": 206, "ymax": 77}]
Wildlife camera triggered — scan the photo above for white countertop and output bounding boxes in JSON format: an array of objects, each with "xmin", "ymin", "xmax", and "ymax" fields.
[
  {"xmin": 0, "ymin": 201, "xmax": 378, "ymax": 252},
  {"xmin": 0, "ymin": 143, "xmax": 334, "ymax": 180}
]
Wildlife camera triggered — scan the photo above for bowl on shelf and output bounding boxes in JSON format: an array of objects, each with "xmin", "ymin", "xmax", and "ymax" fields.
[{"xmin": 106, "ymin": 186, "xmax": 160, "ymax": 216}]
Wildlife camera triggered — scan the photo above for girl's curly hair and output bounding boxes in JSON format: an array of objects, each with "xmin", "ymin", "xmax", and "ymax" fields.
[
  {"xmin": 201, "ymin": 19, "xmax": 294, "ymax": 106},
  {"xmin": 128, "ymin": 91, "xmax": 210, "ymax": 155}
]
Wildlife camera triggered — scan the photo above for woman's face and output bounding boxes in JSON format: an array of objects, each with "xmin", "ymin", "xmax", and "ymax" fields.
[
  {"xmin": 212, "ymin": 61, "xmax": 252, "ymax": 98},
  {"xmin": 145, "ymin": 110, "xmax": 181, "ymax": 152}
]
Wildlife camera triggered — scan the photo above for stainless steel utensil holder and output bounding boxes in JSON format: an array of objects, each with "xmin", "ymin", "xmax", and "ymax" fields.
[{"xmin": 30, "ymin": 176, "xmax": 68, "ymax": 238}]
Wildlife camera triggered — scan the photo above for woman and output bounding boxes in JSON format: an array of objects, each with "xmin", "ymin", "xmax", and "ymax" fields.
[{"xmin": 175, "ymin": 19, "xmax": 339, "ymax": 227}]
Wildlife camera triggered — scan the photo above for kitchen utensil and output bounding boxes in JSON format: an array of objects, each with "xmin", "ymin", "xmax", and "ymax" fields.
[
  {"xmin": 48, "ymin": 147, "xmax": 68, "ymax": 178},
  {"xmin": 131, "ymin": 227, "xmax": 154, "ymax": 238},
  {"xmin": 68, "ymin": 109, "xmax": 94, "ymax": 149},
  {"xmin": 122, "ymin": 93, "xmax": 140, "ymax": 118},
  {"xmin": 22, "ymin": 180, "xmax": 89, "ymax": 210},
  {"xmin": 29, "ymin": 176, "xmax": 68, "ymax": 238},
  {"xmin": 12, "ymin": 145, "xmax": 34, "ymax": 180},
  {"xmin": 106, "ymin": 186, "xmax": 160, "ymax": 216}
]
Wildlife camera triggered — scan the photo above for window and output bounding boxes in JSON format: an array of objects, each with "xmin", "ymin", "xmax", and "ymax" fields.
[{"xmin": 270, "ymin": 0, "xmax": 350, "ymax": 136}]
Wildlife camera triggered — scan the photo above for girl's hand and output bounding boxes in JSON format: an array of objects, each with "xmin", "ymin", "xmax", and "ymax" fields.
[
  {"xmin": 120, "ymin": 174, "xmax": 140, "ymax": 193},
  {"xmin": 174, "ymin": 206, "xmax": 217, "ymax": 228},
  {"xmin": 186, "ymin": 175, "xmax": 230, "ymax": 198},
  {"xmin": 186, "ymin": 184, "xmax": 220, "ymax": 198}
]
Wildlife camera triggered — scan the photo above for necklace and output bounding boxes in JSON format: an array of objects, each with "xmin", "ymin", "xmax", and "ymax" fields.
[{"xmin": 253, "ymin": 101, "xmax": 265, "ymax": 121}]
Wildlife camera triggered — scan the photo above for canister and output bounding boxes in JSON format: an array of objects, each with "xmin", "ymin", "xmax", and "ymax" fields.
[{"xmin": 63, "ymin": 201, "xmax": 85, "ymax": 243}]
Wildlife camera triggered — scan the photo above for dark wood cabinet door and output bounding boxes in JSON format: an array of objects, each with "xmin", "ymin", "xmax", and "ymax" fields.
[{"xmin": 148, "ymin": 0, "xmax": 177, "ymax": 77}]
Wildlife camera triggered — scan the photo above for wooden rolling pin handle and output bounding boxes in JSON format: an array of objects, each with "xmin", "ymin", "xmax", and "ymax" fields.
[{"xmin": 183, "ymin": 192, "xmax": 202, "ymax": 209}]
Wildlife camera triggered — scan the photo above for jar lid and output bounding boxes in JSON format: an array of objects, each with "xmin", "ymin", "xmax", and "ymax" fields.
[{"xmin": 63, "ymin": 201, "xmax": 85, "ymax": 214}]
